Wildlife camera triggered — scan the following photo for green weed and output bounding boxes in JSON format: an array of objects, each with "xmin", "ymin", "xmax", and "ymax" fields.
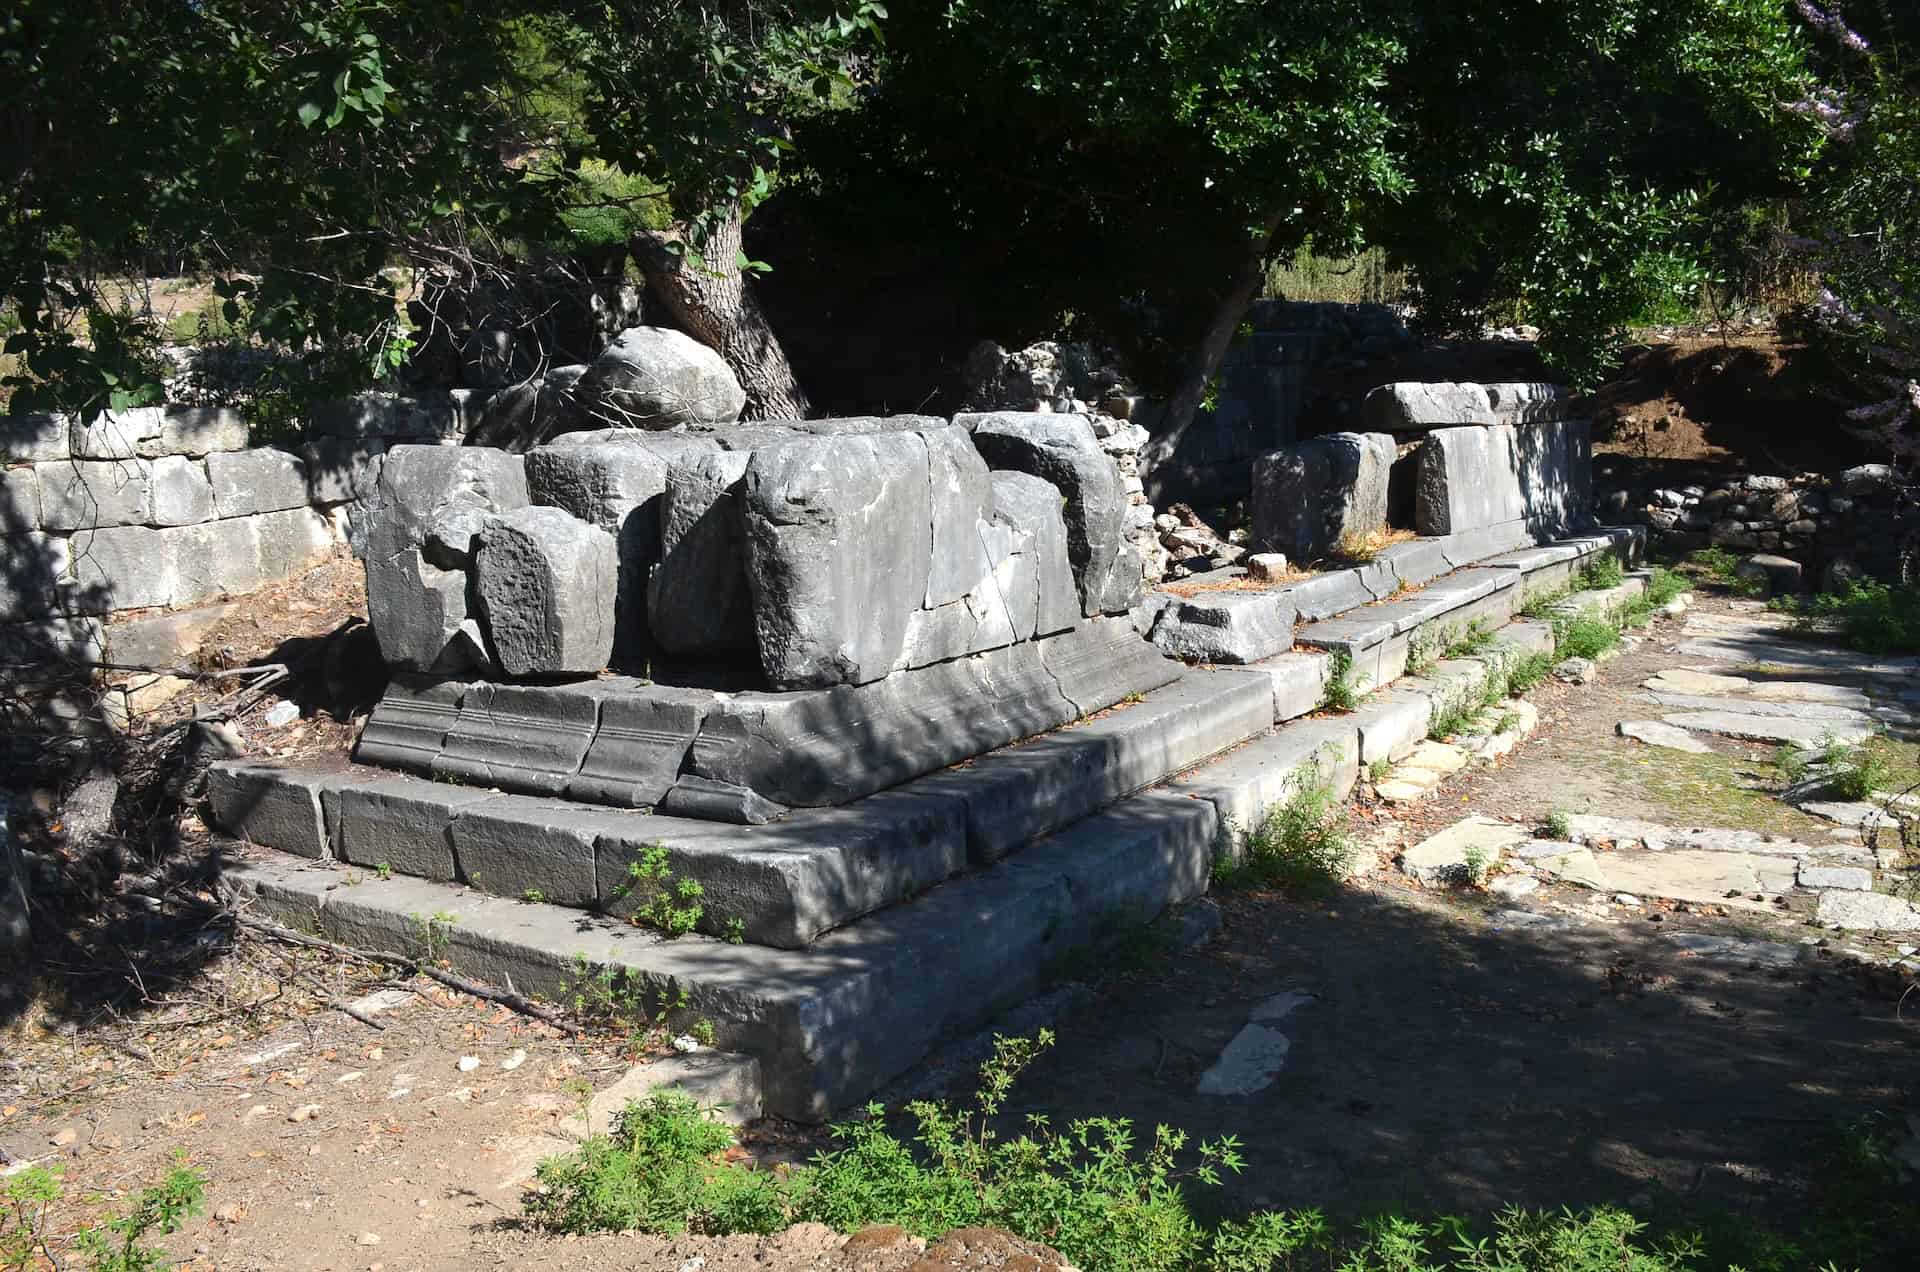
[
  {"xmin": 1579, "ymin": 554, "xmax": 1625, "ymax": 590},
  {"xmin": 1816, "ymin": 735, "xmax": 1894, "ymax": 802},
  {"xmin": 1215, "ymin": 774, "xmax": 1355, "ymax": 898},
  {"xmin": 1444, "ymin": 618, "xmax": 1498, "ymax": 659},
  {"xmin": 1644, "ymin": 565, "xmax": 1690, "ymax": 608},
  {"xmin": 4, "ymin": 1156, "xmax": 205, "ymax": 1272},
  {"xmin": 1505, "ymin": 651, "xmax": 1555, "ymax": 694},
  {"xmin": 609, "ymin": 843, "xmax": 707, "ymax": 937},
  {"xmin": 1554, "ymin": 614, "xmax": 1620, "ymax": 661},
  {"xmin": 1543, "ymin": 810, "xmax": 1573, "ymax": 839},
  {"xmin": 1780, "ymin": 577, "xmax": 1920, "ymax": 655},
  {"xmin": 1320, "ymin": 649, "xmax": 1365, "ymax": 713}
]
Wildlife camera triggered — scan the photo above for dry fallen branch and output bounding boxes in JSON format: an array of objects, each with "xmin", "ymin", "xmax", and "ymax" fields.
[{"xmin": 232, "ymin": 911, "xmax": 579, "ymax": 1036}]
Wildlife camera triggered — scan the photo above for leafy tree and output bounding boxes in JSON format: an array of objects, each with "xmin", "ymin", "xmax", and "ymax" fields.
[{"xmin": 781, "ymin": 0, "xmax": 1825, "ymax": 460}]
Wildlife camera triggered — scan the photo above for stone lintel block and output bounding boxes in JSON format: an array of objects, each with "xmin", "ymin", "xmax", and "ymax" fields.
[
  {"xmin": 208, "ymin": 447, "xmax": 311, "ymax": 517},
  {"xmin": 325, "ymin": 773, "xmax": 497, "ymax": 881},
  {"xmin": 1362, "ymin": 382, "xmax": 1493, "ymax": 432},
  {"xmin": 1486, "ymin": 382, "xmax": 1571, "ymax": 424},
  {"xmin": 431, "ymin": 681, "xmax": 606, "ymax": 796},
  {"xmin": 207, "ymin": 761, "xmax": 351, "ymax": 859},
  {"xmin": 569, "ymin": 684, "xmax": 716, "ymax": 808},
  {"xmin": 353, "ymin": 676, "xmax": 471, "ymax": 773}
]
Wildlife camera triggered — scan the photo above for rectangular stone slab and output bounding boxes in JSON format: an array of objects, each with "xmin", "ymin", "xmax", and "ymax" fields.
[
  {"xmin": 324, "ymin": 773, "xmax": 497, "ymax": 881},
  {"xmin": 431, "ymin": 681, "xmax": 606, "ymax": 795},
  {"xmin": 1036, "ymin": 616, "xmax": 1181, "ymax": 714},
  {"xmin": 908, "ymin": 666, "xmax": 1273, "ymax": 862},
  {"xmin": 353, "ymin": 677, "xmax": 469, "ymax": 773},
  {"xmin": 207, "ymin": 761, "xmax": 350, "ymax": 859}
]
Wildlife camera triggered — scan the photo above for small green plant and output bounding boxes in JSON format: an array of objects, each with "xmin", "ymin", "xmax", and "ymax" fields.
[
  {"xmin": 5, "ymin": 1156, "xmax": 205, "ymax": 1272},
  {"xmin": 1690, "ymin": 545, "xmax": 1743, "ymax": 583},
  {"xmin": 1816, "ymin": 735, "xmax": 1893, "ymax": 801},
  {"xmin": 1492, "ymin": 709, "xmax": 1520, "ymax": 735},
  {"xmin": 690, "ymin": 1018, "xmax": 718, "ymax": 1047},
  {"xmin": 1578, "ymin": 554, "xmax": 1626, "ymax": 590},
  {"xmin": 522, "ymin": 888, "xmax": 547, "ymax": 904},
  {"xmin": 1444, "ymin": 618, "xmax": 1497, "ymax": 659},
  {"xmin": 1428, "ymin": 700, "xmax": 1479, "ymax": 741},
  {"xmin": 1553, "ymin": 614, "xmax": 1620, "ymax": 661},
  {"xmin": 1544, "ymin": 809, "xmax": 1573, "ymax": 839},
  {"xmin": 1643, "ymin": 565, "xmax": 1690, "ymax": 608},
  {"xmin": 1772, "ymin": 742, "xmax": 1811, "ymax": 784},
  {"xmin": 1367, "ymin": 756, "xmax": 1393, "ymax": 783},
  {"xmin": 723, "ymin": 917, "xmax": 746, "ymax": 945},
  {"xmin": 564, "ymin": 953, "xmax": 699, "ymax": 1047},
  {"xmin": 1320, "ymin": 649, "xmax": 1364, "ymax": 712},
  {"xmin": 1505, "ymin": 651, "xmax": 1554, "ymax": 694},
  {"xmin": 1120, "ymin": 689, "xmax": 1147, "ymax": 705},
  {"xmin": 1780, "ymin": 577, "xmax": 1920, "ymax": 655},
  {"xmin": 1406, "ymin": 627, "xmax": 1440, "ymax": 677},
  {"xmin": 1218, "ymin": 774, "xmax": 1356, "ymax": 897},
  {"xmin": 375, "ymin": 861, "xmax": 392, "ymax": 881},
  {"xmin": 610, "ymin": 844, "xmax": 707, "ymax": 937},
  {"xmin": 1518, "ymin": 583, "xmax": 1571, "ymax": 620},
  {"xmin": 408, "ymin": 910, "xmax": 458, "ymax": 961},
  {"xmin": 1461, "ymin": 844, "xmax": 1491, "ymax": 886}
]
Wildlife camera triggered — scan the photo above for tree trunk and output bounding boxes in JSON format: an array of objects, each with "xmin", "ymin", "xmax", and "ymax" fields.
[
  {"xmin": 629, "ymin": 202, "xmax": 812, "ymax": 421},
  {"xmin": 1139, "ymin": 215, "xmax": 1283, "ymax": 484}
]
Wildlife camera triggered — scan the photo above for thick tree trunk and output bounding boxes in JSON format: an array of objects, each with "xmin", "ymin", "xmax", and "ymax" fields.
[
  {"xmin": 1139, "ymin": 215, "xmax": 1283, "ymax": 484},
  {"xmin": 629, "ymin": 202, "xmax": 812, "ymax": 421}
]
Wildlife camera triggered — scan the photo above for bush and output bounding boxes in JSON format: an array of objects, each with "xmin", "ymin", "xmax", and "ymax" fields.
[
  {"xmin": 1783, "ymin": 578, "xmax": 1920, "ymax": 655},
  {"xmin": 1320, "ymin": 650, "xmax": 1365, "ymax": 712},
  {"xmin": 1555, "ymin": 615, "xmax": 1620, "ymax": 661},
  {"xmin": 1219, "ymin": 775, "xmax": 1357, "ymax": 898},
  {"xmin": 1579, "ymin": 555, "xmax": 1626, "ymax": 590},
  {"xmin": 1644, "ymin": 566, "xmax": 1690, "ymax": 608}
]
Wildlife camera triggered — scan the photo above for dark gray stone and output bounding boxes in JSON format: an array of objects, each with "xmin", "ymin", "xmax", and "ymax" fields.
[
  {"xmin": 568, "ymin": 684, "xmax": 714, "ymax": 808},
  {"xmin": 208, "ymin": 448, "xmax": 310, "ymax": 517},
  {"xmin": 649, "ymin": 450, "xmax": 756, "ymax": 653},
  {"xmin": 206, "ymin": 761, "xmax": 348, "ymax": 859},
  {"xmin": 964, "ymin": 412, "xmax": 1125, "ymax": 617},
  {"xmin": 448, "ymin": 796, "xmax": 609, "ymax": 907},
  {"xmin": 365, "ymin": 548, "xmax": 470, "ymax": 672},
  {"xmin": 895, "ymin": 517, "xmax": 1025, "ymax": 669},
  {"xmin": 990, "ymin": 471, "xmax": 1079, "ymax": 636},
  {"xmin": 431, "ymin": 681, "xmax": 605, "ymax": 795},
  {"xmin": 1036, "ymin": 615, "xmax": 1181, "ymax": 715},
  {"xmin": 1251, "ymin": 432, "xmax": 1395, "ymax": 561},
  {"xmin": 475, "ymin": 505, "xmax": 618, "ymax": 676},
  {"xmin": 573, "ymin": 326, "xmax": 745, "ymax": 428},
  {"xmin": 1376, "ymin": 538, "xmax": 1452, "ymax": 589},
  {"xmin": 1276, "ymin": 570, "xmax": 1374, "ymax": 622},
  {"xmin": 658, "ymin": 775, "xmax": 787, "ymax": 826},
  {"xmin": 466, "ymin": 378, "xmax": 546, "ymax": 451},
  {"xmin": 0, "ymin": 467, "xmax": 39, "ymax": 530},
  {"xmin": 1414, "ymin": 425, "xmax": 1525, "ymax": 535},
  {"xmin": 353, "ymin": 677, "xmax": 470, "ymax": 774},
  {"xmin": 1512, "ymin": 419, "xmax": 1592, "ymax": 536},
  {"xmin": 1099, "ymin": 540, "xmax": 1144, "ymax": 614},
  {"xmin": 742, "ymin": 431, "xmax": 933, "ymax": 687},
  {"xmin": 326, "ymin": 773, "xmax": 496, "ymax": 881}
]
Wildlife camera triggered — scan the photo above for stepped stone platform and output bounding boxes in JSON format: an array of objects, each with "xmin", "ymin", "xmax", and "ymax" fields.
[{"xmin": 216, "ymin": 524, "xmax": 1641, "ymax": 1118}]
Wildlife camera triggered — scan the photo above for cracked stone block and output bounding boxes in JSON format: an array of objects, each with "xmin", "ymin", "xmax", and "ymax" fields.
[
  {"xmin": 207, "ymin": 762, "xmax": 349, "ymax": 859},
  {"xmin": 326, "ymin": 775, "xmax": 497, "ymax": 882},
  {"xmin": 364, "ymin": 446, "xmax": 528, "ymax": 670},
  {"xmin": 1485, "ymin": 382, "xmax": 1571, "ymax": 424},
  {"xmin": 1362, "ymin": 382, "xmax": 1493, "ymax": 431},
  {"xmin": 569, "ymin": 684, "xmax": 715, "ymax": 808},
  {"xmin": 649, "ymin": 449, "xmax": 756, "ymax": 654},
  {"xmin": 964, "ymin": 412, "xmax": 1126, "ymax": 618},
  {"xmin": 1401, "ymin": 816, "xmax": 1530, "ymax": 885},
  {"xmin": 657, "ymin": 775, "xmax": 787, "ymax": 826},
  {"xmin": 990, "ymin": 471, "xmax": 1079, "ymax": 637},
  {"xmin": 896, "ymin": 517, "xmax": 1026, "ymax": 670},
  {"xmin": 208, "ymin": 447, "xmax": 311, "ymax": 517},
  {"xmin": 742, "ymin": 431, "xmax": 933, "ymax": 687},
  {"xmin": 1815, "ymin": 889, "xmax": 1920, "ymax": 930},
  {"xmin": 572, "ymin": 326, "xmax": 745, "ymax": 429},
  {"xmin": 475, "ymin": 505, "xmax": 619, "ymax": 676},
  {"xmin": 432, "ymin": 681, "xmax": 607, "ymax": 794},
  {"xmin": 920, "ymin": 423, "xmax": 997, "ymax": 608},
  {"xmin": 1251, "ymin": 432, "xmax": 1395, "ymax": 561},
  {"xmin": 148, "ymin": 456, "xmax": 214, "ymax": 526}
]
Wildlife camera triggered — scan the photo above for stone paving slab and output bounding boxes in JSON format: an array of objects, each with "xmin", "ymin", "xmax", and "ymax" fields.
[
  {"xmin": 1637, "ymin": 691, "xmax": 1872, "ymax": 724},
  {"xmin": 1661, "ymin": 710, "xmax": 1872, "ymax": 748},
  {"xmin": 1617, "ymin": 720, "xmax": 1713, "ymax": 754},
  {"xmin": 1401, "ymin": 816, "xmax": 1531, "ymax": 885},
  {"xmin": 1816, "ymin": 889, "xmax": 1920, "ymax": 931}
]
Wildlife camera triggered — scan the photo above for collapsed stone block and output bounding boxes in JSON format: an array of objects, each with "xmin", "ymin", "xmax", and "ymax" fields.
[
  {"xmin": 742, "ymin": 431, "xmax": 933, "ymax": 687},
  {"xmin": 572, "ymin": 326, "xmax": 746, "ymax": 429},
  {"xmin": 475, "ymin": 505, "xmax": 619, "ymax": 676},
  {"xmin": 963, "ymin": 412, "xmax": 1125, "ymax": 617},
  {"xmin": 1251, "ymin": 431, "xmax": 1395, "ymax": 561},
  {"xmin": 1486, "ymin": 382, "xmax": 1570, "ymax": 424},
  {"xmin": 366, "ymin": 546, "xmax": 469, "ymax": 670},
  {"xmin": 569, "ymin": 684, "xmax": 714, "ymax": 808},
  {"xmin": 920, "ymin": 423, "xmax": 997, "ymax": 607},
  {"xmin": 432, "ymin": 680, "xmax": 606, "ymax": 794}
]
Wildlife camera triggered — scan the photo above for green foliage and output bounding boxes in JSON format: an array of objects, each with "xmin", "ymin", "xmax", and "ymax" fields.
[
  {"xmin": 1690, "ymin": 547, "xmax": 1744, "ymax": 582},
  {"xmin": 1444, "ymin": 619, "xmax": 1498, "ymax": 659},
  {"xmin": 555, "ymin": 160, "xmax": 672, "ymax": 251},
  {"xmin": 1578, "ymin": 555, "xmax": 1626, "ymax": 591},
  {"xmin": 4, "ymin": 1157, "xmax": 205, "ymax": 1272},
  {"xmin": 1544, "ymin": 810, "xmax": 1573, "ymax": 839},
  {"xmin": 1644, "ymin": 566, "xmax": 1691, "ymax": 608},
  {"xmin": 1429, "ymin": 699, "xmax": 1482, "ymax": 742},
  {"xmin": 562, "ymin": 953, "xmax": 698, "ymax": 1047},
  {"xmin": 1321, "ymin": 650, "xmax": 1365, "ymax": 713},
  {"xmin": 1815, "ymin": 735, "xmax": 1893, "ymax": 802},
  {"xmin": 1460, "ymin": 844, "xmax": 1492, "ymax": 886},
  {"xmin": 1519, "ymin": 586, "xmax": 1571, "ymax": 620},
  {"xmin": 1773, "ymin": 742, "xmax": 1812, "ymax": 784},
  {"xmin": 1506, "ymin": 651, "xmax": 1555, "ymax": 695},
  {"xmin": 1555, "ymin": 614, "xmax": 1621, "ymax": 662},
  {"xmin": 1216, "ymin": 772, "xmax": 1355, "ymax": 898},
  {"xmin": 609, "ymin": 844, "xmax": 706, "ymax": 937},
  {"xmin": 1782, "ymin": 578, "xmax": 1920, "ymax": 655}
]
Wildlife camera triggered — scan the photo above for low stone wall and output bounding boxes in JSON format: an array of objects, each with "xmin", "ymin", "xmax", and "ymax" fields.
[
  {"xmin": 0, "ymin": 398, "xmax": 473, "ymax": 670},
  {"xmin": 1595, "ymin": 461, "xmax": 1917, "ymax": 589}
]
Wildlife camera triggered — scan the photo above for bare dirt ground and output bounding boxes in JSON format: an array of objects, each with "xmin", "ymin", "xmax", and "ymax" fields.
[{"xmin": 7, "ymin": 584, "xmax": 1915, "ymax": 1270}]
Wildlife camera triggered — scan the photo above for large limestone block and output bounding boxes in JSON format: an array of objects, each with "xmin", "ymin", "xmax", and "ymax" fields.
[
  {"xmin": 1251, "ymin": 431, "xmax": 1395, "ymax": 560},
  {"xmin": 39, "ymin": 458, "xmax": 153, "ymax": 530},
  {"xmin": 363, "ymin": 447, "xmax": 529, "ymax": 669},
  {"xmin": 1512, "ymin": 418, "xmax": 1591, "ymax": 536},
  {"xmin": 207, "ymin": 447, "xmax": 311, "ymax": 518},
  {"xmin": 963, "ymin": 412, "xmax": 1125, "ymax": 617},
  {"xmin": 1, "ymin": 467, "xmax": 40, "ymax": 530},
  {"xmin": 1, "ymin": 412, "xmax": 70, "ymax": 463},
  {"xmin": 650, "ymin": 450, "xmax": 756, "ymax": 653},
  {"xmin": 742, "ymin": 431, "xmax": 933, "ymax": 687},
  {"xmin": 254, "ymin": 507, "xmax": 336, "ymax": 579},
  {"xmin": 895, "ymin": 517, "xmax": 1027, "ymax": 669},
  {"xmin": 1486, "ymin": 382, "xmax": 1571, "ymax": 425},
  {"xmin": 989, "ymin": 472, "xmax": 1079, "ymax": 636},
  {"xmin": 0, "ymin": 532, "xmax": 70, "ymax": 618},
  {"xmin": 69, "ymin": 407, "xmax": 164, "ymax": 460},
  {"xmin": 148, "ymin": 456, "xmax": 214, "ymax": 526},
  {"xmin": 68, "ymin": 525, "xmax": 173, "ymax": 610},
  {"xmin": 573, "ymin": 326, "xmax": 745, "ymax": 429},
  {"xmin": 1413, "ymin": 425, "xmax": 1525, "ymax": 535},
  {"xmin": 475, "ymin": 505, "xmax": 618, "ymax": 675},
  {"xmin": 1361, "ymin": 382, "xmax": 1493, "ymax": 432},
  {"xmin": 168, "ymin": 517, "xmax": 264, "ymax": 605},
  {"xmin": 527, "ymin": 435, "xmax": 720, "ymax": 667}
]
